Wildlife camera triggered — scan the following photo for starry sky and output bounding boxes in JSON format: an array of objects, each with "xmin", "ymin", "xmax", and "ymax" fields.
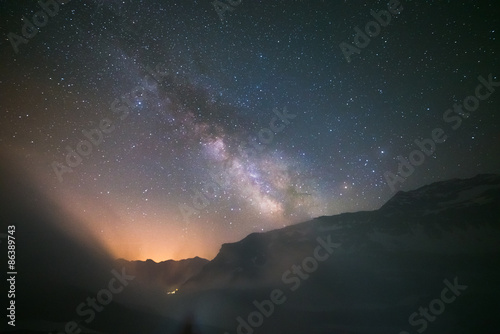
[{"xmin": 1, "ymin": 0, "xmax": 499, "ymax": 261}]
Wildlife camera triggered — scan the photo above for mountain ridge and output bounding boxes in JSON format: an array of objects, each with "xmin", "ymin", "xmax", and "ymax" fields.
[{"xmin": 180, "ymin": 173, "xmax": 500, "ymax": 292}]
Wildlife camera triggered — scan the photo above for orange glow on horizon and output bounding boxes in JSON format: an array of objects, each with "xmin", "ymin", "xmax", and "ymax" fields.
[{"xmin": 102, "ymin": 225, "xmax": 221, "ymax": 261}]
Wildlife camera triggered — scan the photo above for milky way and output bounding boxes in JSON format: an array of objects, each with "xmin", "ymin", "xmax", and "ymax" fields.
[{"xmin": 1, "ymin": 0, "xmax": 499, "ymax": 260}]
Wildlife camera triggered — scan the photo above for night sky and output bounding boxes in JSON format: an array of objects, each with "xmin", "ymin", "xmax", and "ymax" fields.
[{"xmin": 1, "ymin": 0, "xmax": 499, "ymax": 261}]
